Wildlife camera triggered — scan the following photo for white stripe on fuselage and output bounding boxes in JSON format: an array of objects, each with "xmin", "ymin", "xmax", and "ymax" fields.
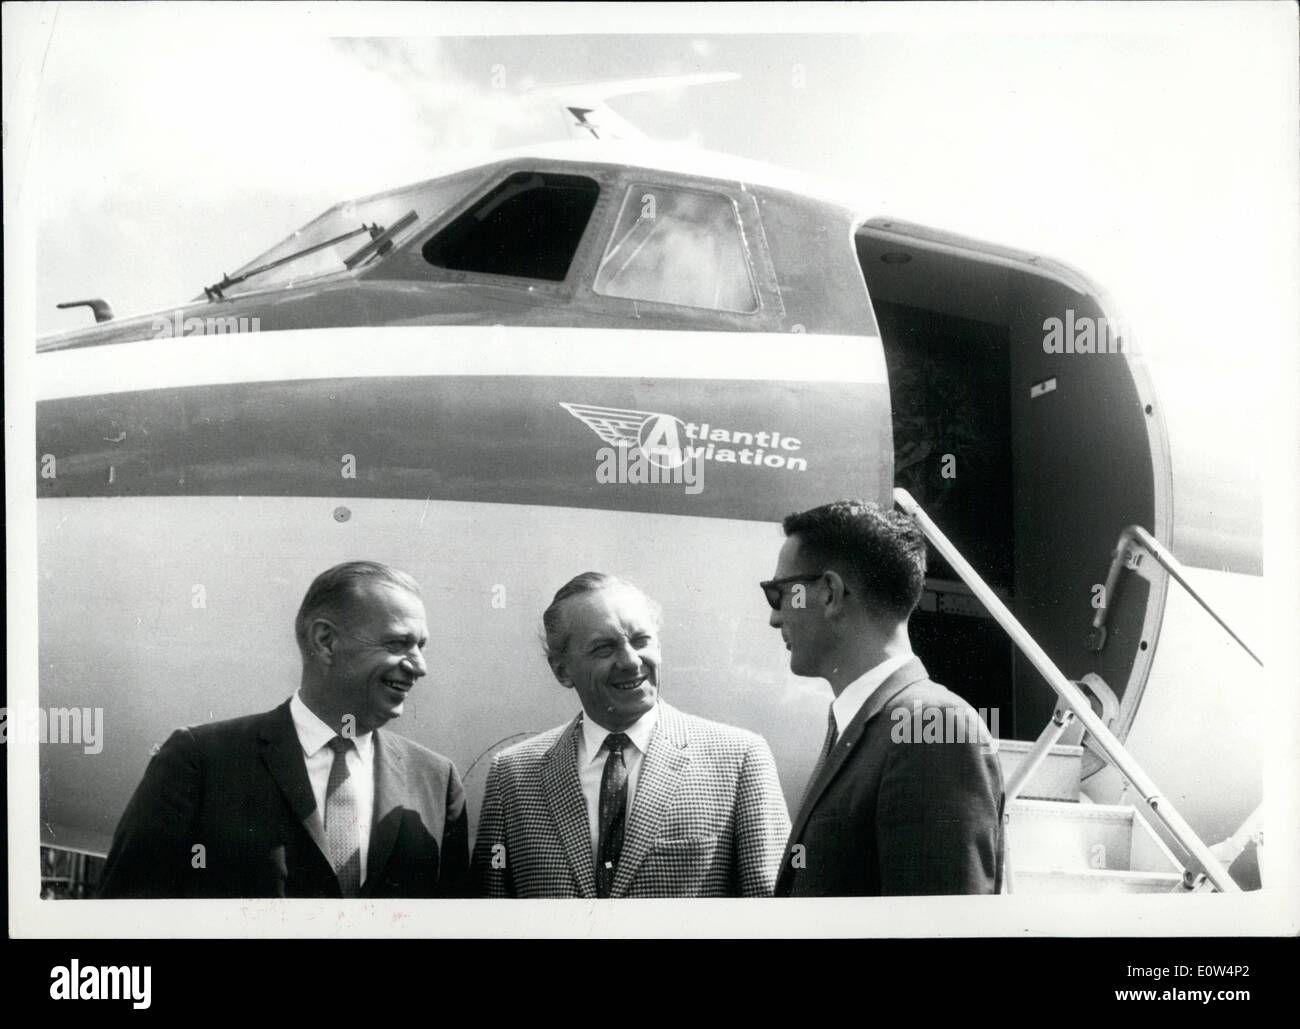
[{"xmin": 36, "ymin": 326, "xmax": 885, "ymax": 401}]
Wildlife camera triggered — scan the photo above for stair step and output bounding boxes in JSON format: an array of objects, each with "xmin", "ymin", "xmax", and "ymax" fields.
[
  {"xmin": 1012, "ymin": 867, "xmax": 1185, "ymax": 894},
  {"xmin": 995, "ymin": 739, "xmax": 1083, "ymax": 801},
  {"xmin": 1006, "ymin": 799, "xmax": 1181, "ymax": 874}
]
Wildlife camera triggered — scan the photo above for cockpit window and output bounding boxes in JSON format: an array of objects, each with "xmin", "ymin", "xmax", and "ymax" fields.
[
  {"xmin": 422, "ymin": 171, "xmax": 600, "ymax": 282},
  {"xmin": 212, "ymin": 168, "xmax": 483, "ymax": 299},
  {"xmin": 593, "ymin": 185, "xmax": 758, "ymax": 313}
]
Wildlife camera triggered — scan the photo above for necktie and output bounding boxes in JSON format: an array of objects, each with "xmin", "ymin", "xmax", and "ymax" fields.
[
  {"xmin": 325, "ymin": 736, "xmax": 362, "ymax": 898},
  {"xmin": 795, "ymin": 706, "xmax": 839, "ymax": 820},
  {"xmin": 596, "ymin": 732, "xmax": 631, "ymax": 899}
]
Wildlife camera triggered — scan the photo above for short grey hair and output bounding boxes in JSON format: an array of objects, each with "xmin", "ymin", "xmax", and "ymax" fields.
[
  {"xmin": 295, "ymin": 560, "xmax": 421, "ymax": 657},
  {"xmin": 540, "ymin": 572, "xmax": 661, "ymax": 661}
]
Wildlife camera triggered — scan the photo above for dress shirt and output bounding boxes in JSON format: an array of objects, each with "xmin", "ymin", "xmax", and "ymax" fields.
[
  {"xmin": 576, "ymin": 703, "xmax": 660, "ymax": 862},
  {"xmin": 830, "ymin": 652, "xmax": 914, "ymax": 742},
  {"xmin": 289, "ymin": 691, "xmax": 375, "ymax": 885}
]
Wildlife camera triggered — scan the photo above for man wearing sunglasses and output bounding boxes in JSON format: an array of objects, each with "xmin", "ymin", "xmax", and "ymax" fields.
[
  {"xmin": 99, "ymin": 560, "xmax": 469, "ymax": 898},
  {"xmin": 765, "ymin": 500, "xmax": 1004, "ymax": 896}
]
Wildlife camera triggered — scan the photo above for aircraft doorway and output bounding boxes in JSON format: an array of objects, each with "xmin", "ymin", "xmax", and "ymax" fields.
[
  {"xmin": 856, "ymin": 222, "xmax": 1171, "ymax": 745},
  {"xmin": 874, "ymin": 299, "xmax": 1015, "ymax": 734}
]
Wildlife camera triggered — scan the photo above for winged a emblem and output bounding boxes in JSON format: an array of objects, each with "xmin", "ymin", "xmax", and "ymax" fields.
[{"xmin": 559, "ymin": 402, "xmax": 660, "ymax": 447}]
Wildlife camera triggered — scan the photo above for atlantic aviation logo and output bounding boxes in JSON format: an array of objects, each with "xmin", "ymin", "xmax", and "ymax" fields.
[{"xmin": 559, "ymin": 403, "xmax": 808, "ymax": 472}]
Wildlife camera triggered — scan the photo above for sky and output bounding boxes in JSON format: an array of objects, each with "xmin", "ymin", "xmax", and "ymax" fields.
[{"xmin": 7, "ymin": 2, "xmax": 1299, "ymax": 558}]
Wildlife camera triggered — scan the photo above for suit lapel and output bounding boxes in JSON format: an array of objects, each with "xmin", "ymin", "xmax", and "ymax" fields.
[
  {"xmin": 541, "ymin": 716, "xmax": 597, "ymax": 899},
  {"xmin": 786, "ymin": 658, "xmax": 930, "ymax": 849},
  {"xmin": 258, "ymin": 701, "xmax": 328, "ymax": 858},
  {"xmin": 364, "ymin": 729, "xmax": 407, "ymax": 894},
  {"xmin": 610, "ymin": 703, "xmax": 689, "ymax": 898}
]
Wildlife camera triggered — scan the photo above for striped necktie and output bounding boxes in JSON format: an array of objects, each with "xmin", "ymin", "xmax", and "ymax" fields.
[
  {"xmin": 325, "ymin": 736, "xmax": 362, "ymax": 898},
  {"xmin": 596, "ymin": 732, "xmax": 631, "ymax": 899}
]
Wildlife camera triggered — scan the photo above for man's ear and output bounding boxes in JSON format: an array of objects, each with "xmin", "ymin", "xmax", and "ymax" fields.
[
  {"xmin": 548, "ymin": 654, "xmax": 573, "ymax": 689},
  {"xmin": 307, "ymin": 618, "xmax": 338, "ymax": 666},
  {"xmin": 822, "ymin": 570, "xmax": 851, "ymax": 616}
]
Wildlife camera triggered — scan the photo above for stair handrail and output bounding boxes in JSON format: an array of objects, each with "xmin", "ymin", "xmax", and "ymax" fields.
[
  {"xmin": 1089, "ymin": 524, "xmax": 1261, "ymax": 666},
  {"xmin": 894, "ymin": 487, "xmax": 1240, "ymax": 893},
  {"xmin": 1003, "ymin": 707, "xmax": 1076, "ymax": 803}
]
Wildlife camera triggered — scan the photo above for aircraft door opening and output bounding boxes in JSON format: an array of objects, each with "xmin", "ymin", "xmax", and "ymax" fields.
[{"xmin": 856, "ymin": 221, "xmax": 1172, "ymax": 747}]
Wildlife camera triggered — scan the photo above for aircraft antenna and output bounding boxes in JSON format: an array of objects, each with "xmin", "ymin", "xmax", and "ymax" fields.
[{"xmin": 529, "ymin": 72, "xmax": 739, "ymax": 142}]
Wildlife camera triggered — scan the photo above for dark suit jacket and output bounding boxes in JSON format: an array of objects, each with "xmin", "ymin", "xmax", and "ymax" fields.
[
  {"xmin": 98, "ymin": 700, "xmax": 469, "ymax": 898},
  {"xmin": 774, "ymin": 658, "xmax": 1004, "ymax": 897},
  {"xmin": 471, "ymin": 702, "xmax": 790, "ymax": 898}
]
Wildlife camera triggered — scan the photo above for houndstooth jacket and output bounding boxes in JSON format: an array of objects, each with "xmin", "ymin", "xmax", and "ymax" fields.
[{"xmin": 471, "ymin": 702, "xmax": 790, "ymax": 898}]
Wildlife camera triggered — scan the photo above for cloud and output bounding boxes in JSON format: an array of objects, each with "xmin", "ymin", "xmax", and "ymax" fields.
[{"xmin": 33, "ymin": 27, "xmax": 556, "ymax": 331}]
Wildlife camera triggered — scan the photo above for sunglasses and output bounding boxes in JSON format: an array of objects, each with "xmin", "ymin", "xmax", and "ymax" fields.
[{"xmin": 760, "ymin": 573, "xmax": 827, "ymax": 611}]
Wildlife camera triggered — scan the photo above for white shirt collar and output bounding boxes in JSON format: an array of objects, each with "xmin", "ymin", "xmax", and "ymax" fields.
[
  {"xmin": 830, "ymin": 652, "xmax": 914, "ymax": 739},
  {"xmin": 579, "ymin": 702, "xmax": 659, "ymax": 765},
  {"xmin": 289, "ymin": 690, "xmax": 374, "ymax": 761}
]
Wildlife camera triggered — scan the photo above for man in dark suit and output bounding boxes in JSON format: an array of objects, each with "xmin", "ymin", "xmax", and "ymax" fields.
[
  {"xmin": 765, "ymin": 500, "xmax": 1004, "ymax": 896},
  {"xmin": 471, "ymin": 572, "xmax": 790, "ymax": 898},
  {"xmin": 99, "ymin": 561, "xmax": 468, "ymax": 898}
]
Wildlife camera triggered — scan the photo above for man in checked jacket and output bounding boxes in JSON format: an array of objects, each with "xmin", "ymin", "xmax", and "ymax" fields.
[{"xmin": 471, "ymin": 572, "xmax": 790, "ymax": 898}]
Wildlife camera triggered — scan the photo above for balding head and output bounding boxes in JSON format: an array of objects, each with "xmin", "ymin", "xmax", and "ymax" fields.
[
  {"xmin": 295, "ymin": 561, "xmax": 422, "ymax": 662},
  {"xmin": 540, "ymin": 571, "xmax": 663, "ymax": 732},
  {"xmin": 539, "ymin": 571, "xmax": 662, "ymax": 662}
]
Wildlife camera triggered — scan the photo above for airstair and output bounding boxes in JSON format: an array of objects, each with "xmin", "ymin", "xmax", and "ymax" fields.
[
  {"xmin": 895, "ymin": 488, "xmax": 1262, "ymax": 894},
  {"xmin": 998, "ymin": 738, "xmax": 1187, "ymax": 893}
]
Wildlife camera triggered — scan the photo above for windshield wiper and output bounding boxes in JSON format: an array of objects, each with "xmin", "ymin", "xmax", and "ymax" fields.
[
  {"xmin": 343, "ymin": 210, "xmax": 419, "ymax": 270},
  {"xmin": 202, "ymin": 223, "xmax": 385, "ymax": 301}
]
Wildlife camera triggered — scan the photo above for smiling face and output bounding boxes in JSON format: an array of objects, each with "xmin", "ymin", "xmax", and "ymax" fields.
[
  {"xmin": 323, "ymin": 583, "xmax": 429, "ymax": 735},
  {"xmin": 550, "ymin": 584, "xmax": 661, "ymax": 733}
]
